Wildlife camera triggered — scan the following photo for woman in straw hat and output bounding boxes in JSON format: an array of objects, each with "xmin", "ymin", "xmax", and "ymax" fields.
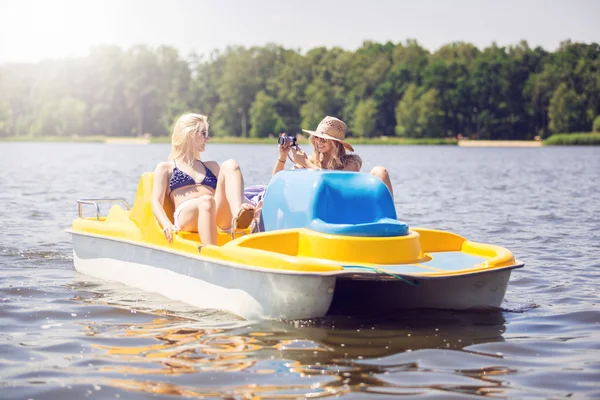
[
  {"xmin": 273, "ymin": 116, "xmax": 394, "ymax": 197},
  {"xmin": 152, "ymin": 113, "xmax": 255, "ymax": 246}
]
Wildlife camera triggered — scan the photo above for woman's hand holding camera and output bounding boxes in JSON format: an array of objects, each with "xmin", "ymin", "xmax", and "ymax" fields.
[
  {"xmin": 276, "ymin": 133, "xmax": 313, "ymax": 169},
  {"xmin": 277, "ymin": 133, "xmax": 291, "ymax": 163}
]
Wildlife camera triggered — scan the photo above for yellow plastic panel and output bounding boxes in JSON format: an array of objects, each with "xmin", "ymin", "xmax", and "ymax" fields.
[
  {"xmin": 203, "ymin": 244, "xmax": 343, "ymax": 272},
  {"xmin": 227, "ymin": 230, "xmax": 300, "ymax": 256},
  {"xmin": 297, "ymin": 229, "xmax": 423, "ymax": 265},
  {"xmin": 462, "ymin": 240, "xmax": 517, "ymax": 268},
  {"xmin": 71, "ymin": 217, "xmax": 142, "ymax": 241},
  {"xmin": 412, "ymin": 228, "xmax": 466, "ymax": 252}
]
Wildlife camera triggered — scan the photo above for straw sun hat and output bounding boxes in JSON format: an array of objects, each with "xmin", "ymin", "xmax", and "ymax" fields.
[{"xmin": 302, "ymin": 116, "xmax": 354, "ymax": 152}]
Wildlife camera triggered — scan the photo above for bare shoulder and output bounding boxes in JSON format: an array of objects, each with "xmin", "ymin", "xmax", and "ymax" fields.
[
  {"xmin": 204, "ymin": 160, "xmax": 220, "ymax": 174},
  {"xmin": 154, "ymin": 161, "xmax": 172, "ymax": 175},
  {"xmin": 152, "ymin": 162, "xmax": 171, "ymax": 196}
]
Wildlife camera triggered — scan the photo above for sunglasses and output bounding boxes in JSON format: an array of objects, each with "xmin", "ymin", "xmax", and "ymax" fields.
[
  {"xmin": 199, "ymin": 130, "xmax": 209, "ymax": 139},
  {"xmin": 312, "ymin": 136, "xmax": 329, "ymax": 143}
]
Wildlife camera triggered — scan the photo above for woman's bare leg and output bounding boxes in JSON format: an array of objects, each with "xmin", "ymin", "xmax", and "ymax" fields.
[
  {"xmin": 370, "ymin": 166, "xmax": 394, "ymax": 198},
  {"xmin": 214, "ymin": 159, "xmax": 253, "ymax": 230},
  {"xmin": 176, "ymin": 195, "xmax": 217, "ymax": 245}
]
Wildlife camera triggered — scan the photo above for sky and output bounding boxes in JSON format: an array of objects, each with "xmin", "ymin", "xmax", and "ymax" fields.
[{"xmin": 0, "ymin": 0, "xmax": 598, "ymax": 64}]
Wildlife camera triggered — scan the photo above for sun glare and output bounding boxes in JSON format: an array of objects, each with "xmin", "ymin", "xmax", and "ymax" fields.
[{"xmin": 0, "ymin": 0, "xmax": 116, "ymax": 62}]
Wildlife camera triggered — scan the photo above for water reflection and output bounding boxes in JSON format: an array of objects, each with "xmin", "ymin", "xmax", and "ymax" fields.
[
  {"xmin": 96, "ymin": 321, "xmax": 256, "ymax": 374},
  {"xmin": 297, "ymin": 309, "xmax": 507, "ymax": 355},
  {"xmin": 79, "ymin": 294, "xmax": 509, "ymax": 398},
  {"xmin": 89, "ymin": 316, "xmax": 341, "ymax": 398}
]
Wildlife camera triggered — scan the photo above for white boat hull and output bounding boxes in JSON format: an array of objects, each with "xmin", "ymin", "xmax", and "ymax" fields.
[{"xmin": 71, "ymin": 233, "xmax": 336, "ymax": 320}]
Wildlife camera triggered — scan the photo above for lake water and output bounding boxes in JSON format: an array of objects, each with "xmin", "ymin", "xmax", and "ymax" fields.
[{"xmin": 1, "ymin": 142, "xmax": 599, "ymax": 399}]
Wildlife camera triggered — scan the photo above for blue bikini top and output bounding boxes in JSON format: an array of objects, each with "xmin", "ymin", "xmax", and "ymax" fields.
[{"xmin": 169, "ymin": 160, "xmax": 218, "ymax": 192}]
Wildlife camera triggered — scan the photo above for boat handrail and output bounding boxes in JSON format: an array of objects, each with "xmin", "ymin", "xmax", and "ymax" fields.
[{"xmin": 77, "ymin": 198, "xmax": 131, "ymax": 220}]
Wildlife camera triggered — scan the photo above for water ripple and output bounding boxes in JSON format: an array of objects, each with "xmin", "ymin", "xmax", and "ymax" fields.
[{"xmin": 0, "ymin": 143, "xmax": 599, "ymax": 398}]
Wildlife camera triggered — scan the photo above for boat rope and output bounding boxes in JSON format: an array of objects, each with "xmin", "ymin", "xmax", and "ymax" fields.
[{"xmin": 344, "ymin": 265, "xmax": 420, "ymax": 286}]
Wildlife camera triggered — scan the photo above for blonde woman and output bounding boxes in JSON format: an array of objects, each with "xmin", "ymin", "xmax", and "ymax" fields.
[
  {"xmin": 152, "ymin": 113, "xmax": 255, "ymax": 245},
  {"xmin": 272, "ymin": 116, "xmax": 394, "ymax": 197}
]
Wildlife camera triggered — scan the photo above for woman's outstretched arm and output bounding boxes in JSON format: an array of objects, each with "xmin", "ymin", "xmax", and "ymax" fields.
[
  {"xmin": 151, "ymin": 162, "xmax": 177, "ymax": 242},
  {"xmin": 272, "ymin": 154, "xmax": 287, "ymax": 175}
]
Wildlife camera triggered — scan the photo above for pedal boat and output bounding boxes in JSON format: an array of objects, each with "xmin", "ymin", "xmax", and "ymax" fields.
[{"xmin": 68, "ymin": 170, "xmax": 524, "ymax": 320}]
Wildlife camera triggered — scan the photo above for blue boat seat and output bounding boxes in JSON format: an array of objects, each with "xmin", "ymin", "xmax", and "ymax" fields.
[{"xmin": 261, "ymin": 170, "xmax": 408, "ymax": 237}]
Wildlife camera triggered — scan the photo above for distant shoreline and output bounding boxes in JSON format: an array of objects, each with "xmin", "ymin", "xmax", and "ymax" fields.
[
  {"xmin": 458, "ymin": 140, "xmax": 543, "ymax": 147},
  {"xmin": 1, "ymin": 133, "xmax": 599, "ymax": 145},
  {"xmin": 0, "ymin": 136, "xmax": 458, "ymax": 145},
  {"xmin": 104, "ymin": 137, "xmax": 150, "ymax": 144}
]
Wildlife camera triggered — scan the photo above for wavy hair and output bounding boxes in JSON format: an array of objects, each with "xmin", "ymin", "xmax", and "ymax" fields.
[
  {"xmin": 309, "ymin": 136, "xmax": 362, "ymax": 171},
  {"xmin": 168, "ymin": 113, "xmax": 209, "ymax": 164}
]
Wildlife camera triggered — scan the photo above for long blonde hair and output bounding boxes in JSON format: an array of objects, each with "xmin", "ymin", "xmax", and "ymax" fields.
[
  {"xmin": 309, "ymin": 137, "xmax": 362, "ymax": 170},
  {"xmin": 168, "ymin": 113, "xmax": 209, "ymax": 164}
]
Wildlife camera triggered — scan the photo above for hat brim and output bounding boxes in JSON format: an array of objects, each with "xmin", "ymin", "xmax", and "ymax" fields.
[{"xmin": 302, "ymin": 129, "xmax": 354, "ymax": 152}]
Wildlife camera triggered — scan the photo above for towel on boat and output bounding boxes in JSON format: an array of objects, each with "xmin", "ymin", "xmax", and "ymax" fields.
[
  {"xmin": 243, "ymin": 185, "xmax": 267, "ymax": 232},
  {"xmin": 243, "ymin": 185, "xmax": 267, "ymax": 206}
]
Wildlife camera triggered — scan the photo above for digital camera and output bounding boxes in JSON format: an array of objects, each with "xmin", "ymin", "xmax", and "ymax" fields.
[{"xmin": 277, "ymin": 135, "xmax": 297, "ymax": 147}]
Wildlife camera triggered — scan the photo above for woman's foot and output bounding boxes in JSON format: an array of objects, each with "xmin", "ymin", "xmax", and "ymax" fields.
[{"xmin": 232, "ymin": 204, "xmax": 255, "ymax": 230}]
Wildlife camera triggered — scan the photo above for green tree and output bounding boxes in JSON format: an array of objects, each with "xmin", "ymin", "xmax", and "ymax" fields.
[
  {"xmin": 31, "ymin": 97, "xmax": 87, "ymax": 136},
  {"xmin": 417, "ymin": 88, "xmax": 444, "ymax": 137},
  {"xmin": 593, "ymin": 115, "xmax": 600, "ymax": 132},
  {"xmin": 30, "ymin": 102, "xmax": 59, "ymax": 136},
  {"xmin": 374, "ymin": 40, "xmax": 430, "ymax": 136},
  {"xmin": 469, "ymin": 44, "xmax": 512, "ymax": 139},
  {"xmin": 352, "ymin": 98, "xmax": 379, "ymax": 137},
  {"xmin": 535, "ymin": 41, "xmax": 599, "ymax": 135},
  {"xmin": 249, "ymin": 91, "xmax": 285, "ymax": 137},
  {"xmin": 342, "ymin": 42, "xmax": 392, "ymax": 131},
  {"xmin": 157, "ymin": 46, "xmax": 192, "ymax": 135},
  {"xmin": 527, "ymin": 66, "xmax": 558, "ymax": 137},
  {"xmin": 82, "ymin": 46, "xmax": 129, "ymax": 136},
  {"xmin": 0, "ymin": 40, "xmax": 598, "ymax": 141},
  {"xmin": 189, "ymin": 49, "xmax": 225, "ymax": 120},
  {"xmin": 303, "ymin": 47, "xmax": 352, "ymax": 125},
  {"xmin": 216, "ymin": 46, "xmax": 267, "ymax": 137},
  {"xmin": 548, "ymin": 82, "xmax": 585, "ymax": 133},
  {"xmin": 56, "ymin": 97, "xmax": 87, "ymax": 136},
  {"xmin": 0, "ymin": 64, "xmax": 36, "ymax": 136},
  {"xmin": 123, "ymin": 46, "xmax": 162, "ymax": 136},
  {"xmin": 300, "ymin": 78, "xmax": 343, "ymax": 131},
  {"xmin": 265, "ymin": 49, "xmax": 310, "ymax": 134},
  {"xmin": 395, "ymin": 83, "xmax": 420, "ymax": 137},
  {"xmin": 422, "ymin": 59, "xmax": 471, "ymax": 137},
  {"xmin": 395, "ymin": 84, "xmax": 444, "ymax": 137},
  {"xmin": 506, "ymin": 41, "xmax": 547, "ymax": 139},
  {"xmin": 210, "ymin": 102, "xmax": 239, "ymax": 137},
  {"xmin": 0, "ymin": 101, "xmax": 12, "ymax": 137}
]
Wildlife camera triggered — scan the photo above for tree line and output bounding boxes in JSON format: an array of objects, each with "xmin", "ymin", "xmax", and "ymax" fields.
[{"xmin": 0, "ymin": 39, "xmax": 598, "ymax": 140}]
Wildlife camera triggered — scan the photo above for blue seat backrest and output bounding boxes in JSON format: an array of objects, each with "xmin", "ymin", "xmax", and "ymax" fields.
[{"xmin": 261, "ymin": 170, "xmax": 408, "ymax": 237}]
